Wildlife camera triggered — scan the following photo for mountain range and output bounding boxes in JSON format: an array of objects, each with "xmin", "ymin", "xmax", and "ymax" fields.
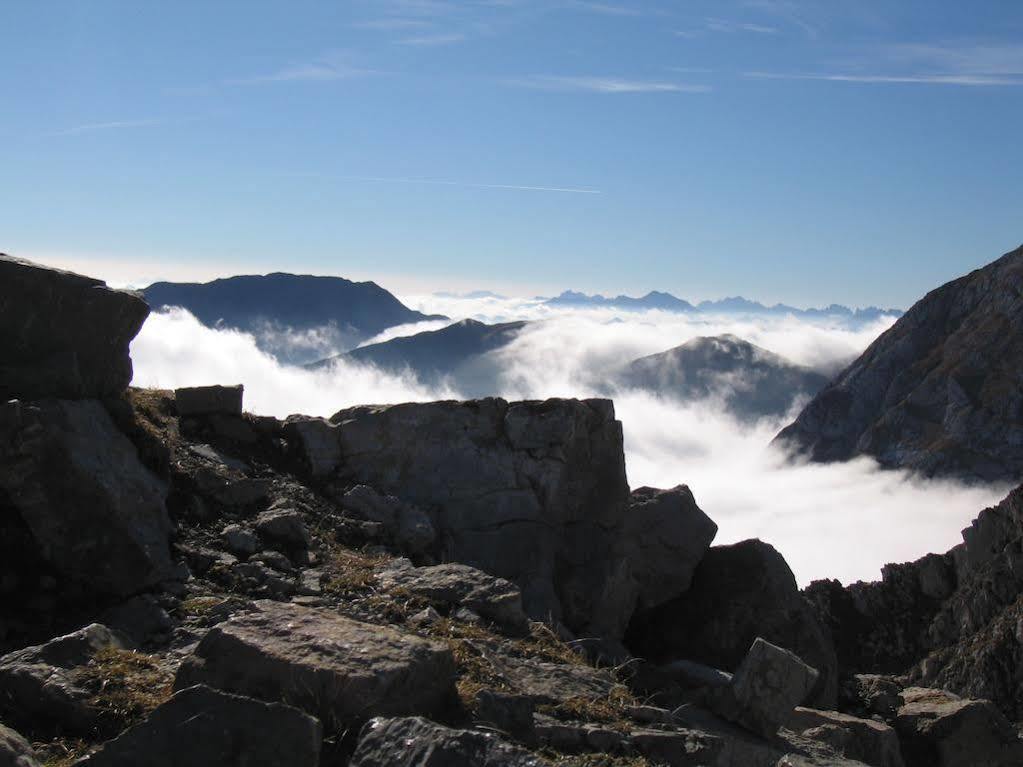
[{"xmin": 544, "ymin": 289, "xmax": 902, "ymax": 322}]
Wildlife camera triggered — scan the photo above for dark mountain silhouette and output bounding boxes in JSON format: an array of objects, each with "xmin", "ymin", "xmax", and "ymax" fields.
[
  {"xmin": 619, "ymin": 334, "xmax": 829, "ymax": 420},
  {"xmin": 311, "ymin": 318, "xmax": 527, "ymax": 392},
  {"xmin": 775, "ymin": 243, "xmax": 1023, "ymax": 482},
  {"xmin": 143, "ymin": 273, "xmax": 445, "ymax": 365}
]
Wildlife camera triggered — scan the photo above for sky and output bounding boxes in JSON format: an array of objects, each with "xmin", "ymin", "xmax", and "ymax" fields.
[{"xmin": 3, "ymin": 1, "xmax": 1022, "ymax": 306}]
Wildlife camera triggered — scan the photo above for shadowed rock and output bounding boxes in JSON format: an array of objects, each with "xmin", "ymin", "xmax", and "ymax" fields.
[
  {"xmin": 0, "ymin": 723, "xmax": 40, "ymax": 767},
  {"xmin": 0, "ymin": 254, "xmax": 149, "ymax": 400},
  {"xmin": 75, "ymin": 685, "xmax": 321, "ymax": 767}
]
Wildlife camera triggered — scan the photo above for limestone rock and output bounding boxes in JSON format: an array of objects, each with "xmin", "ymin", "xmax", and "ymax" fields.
[
  {"xmin": 350, "ymin": 716, "xmax": 544, "ymax": 767},
  {"xmin": 340, "ymin": 485, "xmax": 435, "ymax": 555},
  {"xmin": 0, "ymin": 624, "xmax": 124, "ymax": 734},
  {"xmin": 75, "ymin": 685, "xmax": 321, "ymax": 767},
  {"xmin": 0, "ymin": 723, "xmax": 40, "ymax": 767},
  {"xmin": 625, "ymin": 485, "xmax": 717, "ymax": 610},
  {"xmin": 894, "ymin": 687, "xmax": 1023, "ymax": 767},
  {"xmin": 787, "ymin": 707, "xmax": 904, "ymax": 767},
  {"xmin": 710, "ymin": 638, "xmax": 819, "ymax": 739},
  {"xmin": 775, "ymin": 244, "xmax": 1023, "ymax": 483},
  {"xmin": 627, "ymin": 539, "xmax": 838, "ymax": 708},
  {"xmin": 220, "ymin": 525, "xmax": 259, "ymax": 558},
  {"xmin": 174, "ymin": 385, "xmax": 243, "ymax": 417},
  {"xmin": 254, "ymin": 507, "xmax": 311, "ymax": 550},
  {"xmin": 282, "ymin": 416, "xmax": 341, "ymax": 478},
  {"xmin": 0, "ymin": 255, "xmax": 149, "ymax": 400},
  {"xmin": 377, "ymin": 560, "xmax": 529, "ymax": 634},
  {"xmin": 471, "ymin": 690, "xmax": 536, "ymax": 743},
  {"xmin": 0, "ymin": 399, "xmax": 173, "ymax": 597},
  {"xmin": 174, "ymin": 601, "xmax": 456, "ymax": 727},
  {"xmin": 329, "ymin": 398, "xmax": 635, "ymax": 637}
]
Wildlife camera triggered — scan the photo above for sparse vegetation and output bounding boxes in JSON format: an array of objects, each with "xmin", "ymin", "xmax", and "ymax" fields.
[{"xmin": 70, "ymin": 647, "xmax": 173, "ymax": 734}]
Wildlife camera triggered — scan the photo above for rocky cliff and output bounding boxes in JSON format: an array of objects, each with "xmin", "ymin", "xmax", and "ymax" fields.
[
  {"xmin": 775, "ymin": 244, "xmax": 1023, "ymax": 483},
  {"xmin": 1, "ymin": 254, "xmax": 1019, "ymax": 767}
]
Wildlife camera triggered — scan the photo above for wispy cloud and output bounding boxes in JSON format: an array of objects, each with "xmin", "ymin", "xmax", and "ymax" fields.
[
  {"xmin": 510, "ymin": 75, "xmax": 711, "ymax": 93},
  {"xmin": 879, "ymin": 42, "xmax": 1023, "ymax": 76},
  {"xmin": 742, "ymin": 0, "xmax": 819, "ymax": 39},
  {"xmin": 705, "ymin": 17, "xmax": 778, "ymax": 34},
  {"xmin": 51, "ymin": 118, "xmax": 166, "ymax": 136},
  {"xmin": 231, "ymin": 52, "xmax": 376, "ymax": 85},
  {"xmin": 352, "ymin": 18, "xmax": 432, "ymax": 31},
  {"xmin": 346, "ymin": 175, "xmax": 601, "ymax": 194},
  {"xmin": 394, "ymin": 32, "xmax": 466, "ymax": 46},
  {"xmin": 745, "ymin": 71, "xmax": 1023, "ymax": 87}
]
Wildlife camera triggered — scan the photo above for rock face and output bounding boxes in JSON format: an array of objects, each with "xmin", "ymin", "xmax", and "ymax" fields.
[
  {"xmin": 324, "ymin": 398, "xmax": 637, "ymax": 636},
  {"xmin": 0, "ymin": 399, "xmax": 173, "ymax": 597},
  {"xmin": 620, "ymin": 335, "xmax": 829, "ymax": 421},
  {"xmin": 775, "ymin": 244, "xmax": 1023, "ymax": 482},
  {"xmin": 175, "ymin": 601, "xmax": 456, "ymax": 728},
  {"xmin": 787, "ymin": 708, "xmax": 904, "ymax": 767},
  {"xmin": 174, "ymin": 385, "xmax": 243, "ymax": 417},
  {"xmin": 626, "ymin": 540, "xmax": 838, "ymax": 708},
  {"xmin": 350, "ymin": 717, "xmax": 544, "ymax": 767},
  {"xmin": 76, "ymin": 685, "xmax": 322, "ymax": 767},
  {"xmin": 0, "ymin": 255, "xmax": 149, "ymax": 400},
  {"xmin": 894, "ymin": 687, "xmax": 1023, "ymax": 767},
  {"xmin": 143, "ymin": 272, "xmax": 446, "ymax": 365}
]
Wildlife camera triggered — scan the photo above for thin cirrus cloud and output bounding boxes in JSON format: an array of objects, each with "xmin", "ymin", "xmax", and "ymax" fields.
[
  {"xmin": 394, "ymin": 32, "xmax": 467, "ymax": 46},
  {"xmin": 230, "ymin": 53, "xmax": 377, "ymax": 85},
  {"xmin": 510, "ymin": 75, "xmax": 711, "ymax": 93},
  {"xmin": 51, "ymin": 118, "xmax": 166, "ymax": 136},
  {"xmin": 345, "ymin": 175, "xmax": 602, "ymax": 194},
  {"xmin": 745, "ymin": 71, "xmax": 1023, "ymax": 87}
]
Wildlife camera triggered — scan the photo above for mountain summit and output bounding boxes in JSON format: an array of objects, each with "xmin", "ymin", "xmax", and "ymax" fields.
[{"xmin": 775, "ymin": 244, "xmax": 1023, "ymax": 482}]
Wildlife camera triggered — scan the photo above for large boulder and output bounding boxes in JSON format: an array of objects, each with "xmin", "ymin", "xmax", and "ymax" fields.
[
  {"xmin": 175, "ymin": 601, "xmax": 456, "ymax": 728},
  {"xmin": 626, "ymin": 539, "xmax": 838, "ymax": 708},
  {"xmin": 775, "ymin": 244, "xmax": 1023, "ymax": 483},
  {"xmin": 0, "ymin": 255, "xmax": 149, "ymax": 400},
  {"xmin": 0, "ymin": 624, "xmax": 124, "ymax": 734},
  {"xmin": 0, "ymin": 399, "xmax": 173, "ymax": 597},
  {"xmin": 0, "ymin": 724, "xmax": 39, "ymax": 767},
  {"xmin": 174, "ymin": 385, "xmax": 243, "ymax": 417},
  {"xmin": 350, "ymin": 716, "xmax": 544, "ymax": 767},
  {"xmin": 894, "ymin": 687, "xmax": 1023, "ymax": 767},
  {"xmin": 624, "ymin": 485, "xmax": 717, "ymax": 610},
  {"xmin": 75, "ymin": 685, "xmax": 321, "ymax": 767},
  {"xmin": 320, "ymin": 398, "xmax": 637, "ymax": 636}
]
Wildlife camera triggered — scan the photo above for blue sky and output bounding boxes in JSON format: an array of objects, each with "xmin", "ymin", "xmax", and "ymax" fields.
[{"xmin": 2, "ymin": 1, "xmax": 1021, "ymax": 307}]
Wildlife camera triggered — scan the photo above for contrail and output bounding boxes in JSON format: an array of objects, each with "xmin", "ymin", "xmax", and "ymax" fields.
[{"xmin": 346, "ymin": 175, "xmax": 602, "ymax": 195}]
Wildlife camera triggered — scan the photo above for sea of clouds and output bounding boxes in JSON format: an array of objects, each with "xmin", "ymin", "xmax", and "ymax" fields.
[{"xmin": 131, "ymin": 295, "xmax": 1009, "ymax": 587}]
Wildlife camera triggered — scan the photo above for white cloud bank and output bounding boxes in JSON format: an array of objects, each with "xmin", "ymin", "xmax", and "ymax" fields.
[{"xmin": 131, "ymin": 300, "xmax": 1010, "ymax": 587}]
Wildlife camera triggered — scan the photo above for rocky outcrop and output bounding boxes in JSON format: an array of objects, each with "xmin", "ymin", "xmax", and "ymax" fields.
[
  {"xmin": 0, "ymin": 724, "xmax": 39, "ymax": 767},
  {"xmin": 626, "ymin": 539, "xmax": 839, "ymax": 708},
  {"xmin": 175, "ymin": 601, "xmax": 456, "ymax": 728},
  {"xmin": 0, "ymin": 255, "xmax": 149, "ymax": 401},
  {"xmin": 0, "ymin": 399, "xmax": 173, "ymax": 598},
  {"xmin": 775, "ymin": 244, "xmax": 1023, "ymax": 482},
  {"xmin": 76, "ymin": 685, "xmax": 322, "ymax": 767},
  {"xmin": 624, "ymin": 485, "xmax": 717, "ymax": 610},
  {"xmin": 787, "ymin": 708, "xmax": 904, "ymax": 767},
  {"xmin": 174, "ymin": 385, "xmax": 243, "ymax": 417},
  {"xmin": 350, "ymin": 716, "xmax": 544, "ymax": 767}
]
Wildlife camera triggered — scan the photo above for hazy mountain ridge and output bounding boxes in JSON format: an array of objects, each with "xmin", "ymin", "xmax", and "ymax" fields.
[{"xmin": 544, "ymin": 289, "xmax": 902, "ymax": 322}]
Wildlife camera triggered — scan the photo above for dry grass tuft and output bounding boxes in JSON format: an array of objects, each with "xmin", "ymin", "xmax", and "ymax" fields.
[
  {"xmin": 321, "ymin": 544, "xmax": 392, "ymax": 596},
  {"xmin": 542, "ymin": 754, "xmax": 653, "ymax": 767},
  {"xmin": 71, "ymin": 647, "xmax": 173, "ymax": 733},
  {"xmin": 537, "ymin": 685, "xmax": 638, "ymax": 731},
  {"xmin": 36, "ymin": 739, "xmax": 91, "ymax": 767}
]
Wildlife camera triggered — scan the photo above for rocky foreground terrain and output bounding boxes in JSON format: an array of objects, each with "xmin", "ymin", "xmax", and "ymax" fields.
[{"xmin": 2, "ymin": 252, "xmax": 1023, "ymax": 766}]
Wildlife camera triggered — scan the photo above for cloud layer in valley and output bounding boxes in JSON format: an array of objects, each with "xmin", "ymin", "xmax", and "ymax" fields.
[{"xmin": 131, "ymin": 298, "xmax": 1009, "ymax": 586}]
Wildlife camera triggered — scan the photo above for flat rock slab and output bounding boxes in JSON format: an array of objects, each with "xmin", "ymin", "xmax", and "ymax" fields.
[
  {"xmin": 787, "ymin": 707, "xmax": 904, "ymax": 767},
  {"xmin": 75, "ymin": 684, "xmax": 321, "ymax": 767},
  {"xmin": 0, "ymin": 254, "xmax": 149, "ymax": 400},
  {"xmin": 175, "ymin": 601, "xmax": 456, "ymax": 728},
  {"xmin": 0, "ymin": 399, "xmax": 173, "ymax": 596},
  {"xmin": 377, "ymin": 561, "xmax": 529, "ymax": 634},
  {"xmin": 492, "ymin": 655, "xmax": 615, "ymax": 705},
  {"xmin": 350, "ymin": 716, "xmax": 544, "ymax": 767},
  {"xmin": 895, "ymin": 687, "xmax": 1023, "ymax": 767},
  {"xmin": 175, "ymin": 385, "xmax": 244, "ymax": 417}
]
